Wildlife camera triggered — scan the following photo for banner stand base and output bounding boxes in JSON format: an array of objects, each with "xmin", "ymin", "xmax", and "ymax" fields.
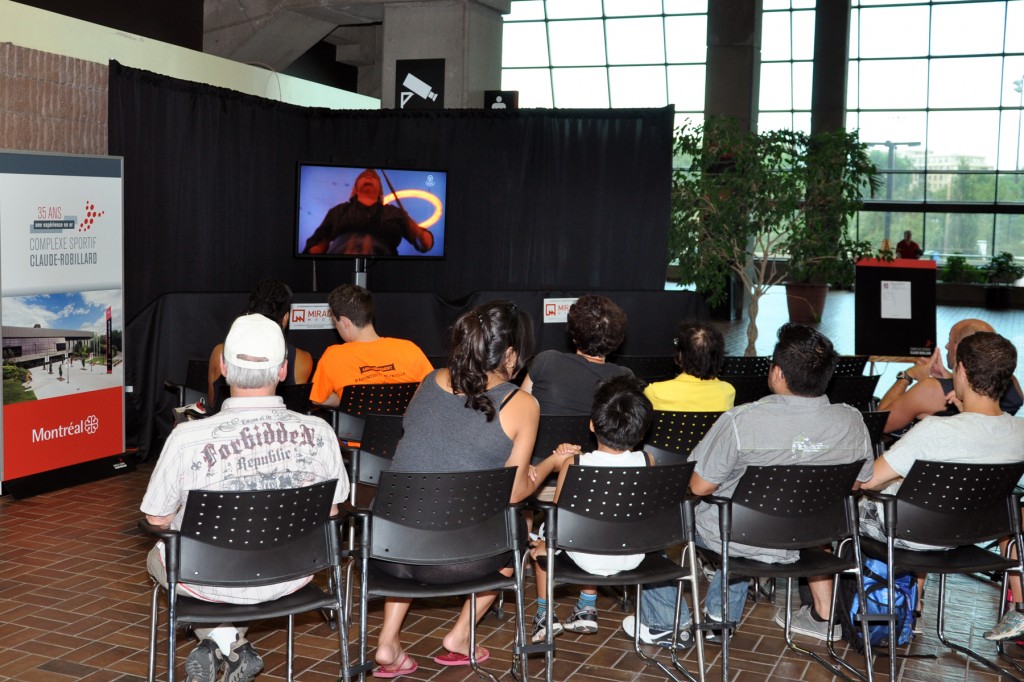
[{"xmin": 4, "ymin": 454, "xmax": 135, "ymax": 500}]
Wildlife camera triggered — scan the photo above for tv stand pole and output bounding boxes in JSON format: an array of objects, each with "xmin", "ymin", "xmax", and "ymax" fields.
[{"xmin": 354, "ymin": 257, "xmax": 368, "ymax": 289}]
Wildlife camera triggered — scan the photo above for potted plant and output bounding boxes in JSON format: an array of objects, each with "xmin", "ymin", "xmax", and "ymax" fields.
[
  {"xmin": 983, "ymin": 252, "xmax": 1024, "ymax": 309},
  {"xmin": 669, "ymin": 118, "xmax": 879, "ymax": 355},
  {"xmin": 784, "ymin": 129, "xmax": 881, "ymax": 323}
]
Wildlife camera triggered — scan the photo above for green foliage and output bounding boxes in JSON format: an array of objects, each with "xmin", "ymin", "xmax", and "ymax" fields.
[
  {"xmin": 669, "ymin": 118, "xmax": 880, "ymax": 354},
  {"xmin": 940, "ymin": 255, "xmax": 985, "ymax": 284},
  {"xmin": 939, "ymin": 252, "xmax": 1023, "ymax": 284},
  {"xmin": 3, "ymin": 364, "xmax": 28, "ymax": 381},
  {"xmin": 986, "ymin": 251, "xmax": 1024, "ymax": 284}
]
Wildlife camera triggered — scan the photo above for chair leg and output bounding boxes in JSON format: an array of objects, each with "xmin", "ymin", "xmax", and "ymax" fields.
[
  {"xmin": 286, "ymin": 614, "xmax": 295, "ymax": 682},
  {"xmin": 148, "ymin": 583, "xmax": 160, "ymax": 682},
  {"xmin": 934, "ymin": 574, "xmax": 1024, "ymax": 681},
  {"xmin": 467, "ymin": 592, "xmax": 500, "ymax": 682}
]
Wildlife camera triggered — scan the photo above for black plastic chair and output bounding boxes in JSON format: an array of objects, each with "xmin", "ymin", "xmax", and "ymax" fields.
[
  {"xmin": 324, "ymin": 381, "xmax": 420, "ymax": 442},
  {"xmin": 719, "ymin": 356, "xmax": 772, "ymax": 376},
  {"xmin": 534, "ymin": 462, "xmax": 705, "ymax": 682},
  {"xmin": 531, "ymin": 415, "xmax": 595, "ymax": 465},
  {"xmin": 703, "ymin": 462, "xmax": 875, "ymax": 682},
  {"xmin": 860, "ymin": 410, "xmax": 890, "ymax": 458},
  {"xmin": 348, "ymin": 468, "xmax": 529, "ymax": 682},
  {"xmin": 825, "ymin": 375, "xmax": 880, "ymax": 412},
  {"xmin": 140, "ymin": 480, "xmax": 351, "ymax": 682},
  {"xmin": 859, "ymin": 460, "xmax": 1024, "ymax": 682},
  {"xmin": 834, "ymin": 355, "xmax": 870, "ymax": 377},
  {"xmin": 644, "ymin": 410, "xmax": 723, "ymax": 463},
  {"xmin": 718, "ymin": 374, "xmax": 771, "ymax": 405},
  {"xmin": 609, "ymin": 355, "xmax": 678, "ymax": 382}
]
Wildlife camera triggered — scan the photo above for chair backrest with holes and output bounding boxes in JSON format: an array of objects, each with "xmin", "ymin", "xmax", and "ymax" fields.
[{"xmin": 176, "ymin": 480, "xmax": 337, "ymax": 587}]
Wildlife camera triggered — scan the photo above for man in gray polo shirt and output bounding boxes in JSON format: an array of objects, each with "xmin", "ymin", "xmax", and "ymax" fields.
[{"xmin": 623, "ymin": 323, "xmax": 873, "ymax": 646}]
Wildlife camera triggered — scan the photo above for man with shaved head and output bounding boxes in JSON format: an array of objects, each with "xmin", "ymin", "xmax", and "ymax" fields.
[{"xmin": 878, "ymin": 318, "xmax": 1023, "ymax": 433}]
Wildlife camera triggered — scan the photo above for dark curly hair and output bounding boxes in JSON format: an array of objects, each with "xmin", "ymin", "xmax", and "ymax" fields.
[
  {"xmin": 567, "ymin": 295, "xmax": 627, "ymax": 358},
  {"xmin": 246, "ymin": 279, "xmax": 293, "ymax": 323},
  {"xmin": 448, "ymin": 301, "xmax": 535, "ymax": 421}
]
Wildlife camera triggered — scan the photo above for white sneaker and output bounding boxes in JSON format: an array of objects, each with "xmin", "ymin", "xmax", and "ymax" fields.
[{"xmin": 621, "ymin": 615, "xmax": 693, "ymax": 649}]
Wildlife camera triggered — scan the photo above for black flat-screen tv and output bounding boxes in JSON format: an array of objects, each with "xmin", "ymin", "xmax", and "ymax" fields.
[{"xmin": 295, "ymin": 163, "xmax": 447, "ymax": 259}]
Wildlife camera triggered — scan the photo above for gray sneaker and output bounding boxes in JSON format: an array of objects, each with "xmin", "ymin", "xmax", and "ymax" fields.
[
  {"xmin": 775, "ymin": 605, "xmax": 840, "ymax": 641},
  {"xmin": 984, "ymin": 609, "xmax": 1024, "ymax": 641},
  {"xmin": 222, "ymin": 642, "xmax": 263, "ymax": 682},
  {"xmin": 563, "ymin": 605, "xmax": 599, "ymax": 634},
  {"xmin": 184, "ymin": 639, "xmax": 221, "ymax": 682},
  {"xmin": 531, "ymin": 611, "xmax": 564, "ymax": 644}
]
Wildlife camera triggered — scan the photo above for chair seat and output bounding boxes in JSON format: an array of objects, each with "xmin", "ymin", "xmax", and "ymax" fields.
[
  {"xmin": 176, "ymin": 583, "xmax": 339, "ymax": 624},
  {"xmin": 551, "ymin": 552, "xmax": 689, "ymax": 587},
  {"xmin": 859, "ymin": 536, "xmax": 1017, "ymax": 575},
  {"xmin": 365, "ymin": 564, "xmax": 516, "ymax": 600},
  {"xmin": 704, "ymin": 547, "xmax": 856, "ymax": 579}
]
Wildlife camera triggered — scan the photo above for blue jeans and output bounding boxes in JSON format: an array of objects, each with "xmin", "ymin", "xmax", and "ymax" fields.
[{"xmin": 638, "ymin": 538, "xmax": 749, "ymax": 631}]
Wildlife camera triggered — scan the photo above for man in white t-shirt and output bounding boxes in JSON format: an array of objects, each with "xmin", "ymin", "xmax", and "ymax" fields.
[
  {"xmin": 141, "ymin": 314, "xmax": 348, "ymax": 682},
  {"xmin": 860, "ymin": 331, "xmax": 1024, "ymax": 641}
]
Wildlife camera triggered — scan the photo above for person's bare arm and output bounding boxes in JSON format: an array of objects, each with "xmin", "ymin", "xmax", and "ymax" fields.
[
  {"xmin": 500, "ymin": 391, "xmax": 543, "ymax": 503},
  {"xmin": 861, "ymin": 456, "xmax": 901, "ymax": 491},
  {"xmin": 879, "ymin": 374, "xmax": 947, "ymax": 433},
  {"xmin": 313, "ymin": 392, "xmax": 341, "ymax": 408},
  {"xmin": 145, "ymin": 512, "xmax": 176, "ymax": 529},
  {"xmin": 207, "ymin": 343, "xmax": 224, "ymax": 406},
  {"xmin": 689, "ymin": 471, "xmax": 719, "ymax": 497},
  {"xmin": 520, "ymin": 374, "xmax": 534, "ymax": 394},
  {"xmin": 293, "ymin": 348, "xmax": 314, "ymax": 385}
]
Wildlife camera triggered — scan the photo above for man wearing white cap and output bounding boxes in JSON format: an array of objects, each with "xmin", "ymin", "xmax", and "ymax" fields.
[{"xmin": 141, "ymin": 314, "xmax": 348, "ymax": 682}]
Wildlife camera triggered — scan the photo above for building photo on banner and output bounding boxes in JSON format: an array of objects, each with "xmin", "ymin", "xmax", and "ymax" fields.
[{"xmin": 0, "ymin": 151, "xmax": 125, "ymax": 488}]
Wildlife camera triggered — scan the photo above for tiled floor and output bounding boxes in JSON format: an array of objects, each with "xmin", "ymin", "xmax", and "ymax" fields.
[{"xmin": 1, "ymin": 289, "xmax": 1023, "ymax": 681}]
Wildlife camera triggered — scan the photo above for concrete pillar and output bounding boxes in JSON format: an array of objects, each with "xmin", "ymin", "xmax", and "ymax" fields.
[
  {"xmin": 811, "ymin": 1, "xmax": 852, "ymax": 134},
  {"xmin": 704, "ymin": 0, "xmax": 762, "ymax": 132},
  {"xmin": 381, "ymin": 0, "xmax": 509, "ymax": 109}
]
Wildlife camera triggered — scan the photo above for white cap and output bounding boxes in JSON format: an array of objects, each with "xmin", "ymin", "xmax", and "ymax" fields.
[{"xmin": 223, "ymin": 314, "xmax": 286, "ymax": 369}]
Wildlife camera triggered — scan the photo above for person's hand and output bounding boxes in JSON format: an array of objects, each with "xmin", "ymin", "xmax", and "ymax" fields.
[
  {"xmin": 553, "ymin": 443, "xmax": 581, "ymax": 457},
  {"xmin": 527, "ymin": 465, "xmax": 538, "ymax": 483},
  {"xmin": 926, "ymin": 346, "xmax": 951, "ymax": 379},
  {"xmin": 549, "ymin": 443, "xmax": 581, "ymax": 472},
  {"xmin": 905, "ymin": 355, "xmax": 935, "ymax": 382},
  {"xmin": 944, "ymin": 388, "xmax": 963, "ymax": 412}
]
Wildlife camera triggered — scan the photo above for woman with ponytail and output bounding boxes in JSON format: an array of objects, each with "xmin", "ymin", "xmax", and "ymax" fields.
[{"xmin": 371, "ymin": 301, "xmax": 572, "ymax": 677}]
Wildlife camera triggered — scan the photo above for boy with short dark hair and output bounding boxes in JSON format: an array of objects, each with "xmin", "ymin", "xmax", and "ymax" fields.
[{"xmin": 530, "ymin": 375, "xmax": 654, "ymax": 643}]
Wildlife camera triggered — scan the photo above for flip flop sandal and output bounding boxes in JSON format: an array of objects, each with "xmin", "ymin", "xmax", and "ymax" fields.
[
  {"xmin": 372, "ymin": 654, "xmax": 418, "ymax": 678},
  {"xmin": 433, "ymin": 647, "xmax": 490, "ymax": 666}
]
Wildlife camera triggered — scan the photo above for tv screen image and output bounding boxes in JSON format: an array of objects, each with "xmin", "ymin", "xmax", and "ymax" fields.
[{"xmin": 296, "ymin": 164, "xmax": 447, "ymax": 259}]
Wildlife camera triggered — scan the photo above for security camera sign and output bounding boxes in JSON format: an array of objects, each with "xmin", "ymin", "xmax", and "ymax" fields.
[{"xmin": 396, "ymin": 59, "xmax": 445, "ymax": 110}]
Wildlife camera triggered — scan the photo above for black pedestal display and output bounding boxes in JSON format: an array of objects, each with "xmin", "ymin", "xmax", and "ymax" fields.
[{"xmin": 854, "ymin": 259, "xmax": 937, "ymax": 358}]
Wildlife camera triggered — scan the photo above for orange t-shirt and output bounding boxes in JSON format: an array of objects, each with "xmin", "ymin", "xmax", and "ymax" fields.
[{"xmin": 310, "ymin": 337, "xmax": 433, "ymax": 404}]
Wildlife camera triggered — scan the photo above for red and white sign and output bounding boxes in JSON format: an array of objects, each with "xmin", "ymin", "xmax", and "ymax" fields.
[
  {"xmin": 0, "ymin": 152, "xmax": 125, "ymax": 484},
  {"xmin": 290, "ymin": 303, "xmax": 335, "ymax": 330},
  {"xmin": 542, "ymin": 297, "xmax": 578, "ymax": 324}
]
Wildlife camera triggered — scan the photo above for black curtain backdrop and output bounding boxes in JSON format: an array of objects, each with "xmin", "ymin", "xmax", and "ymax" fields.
[
  {"xmin": 107, "ymin": 62, "xmax": 679, "ymax": 456},
  {"xmin": 108, "ymin": 62, "xmax": 673, "ymax": 323}
]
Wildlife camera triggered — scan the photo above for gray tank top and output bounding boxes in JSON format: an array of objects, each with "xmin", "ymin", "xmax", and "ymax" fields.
[{"xmin": 391, "ymin": 370, "xmax": 519, "ymax": 472}]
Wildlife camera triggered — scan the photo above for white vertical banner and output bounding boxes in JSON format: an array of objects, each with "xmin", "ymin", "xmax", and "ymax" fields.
[{"xmin": 0, "ymin": 151, "xmax": 124, "ymax": 483}]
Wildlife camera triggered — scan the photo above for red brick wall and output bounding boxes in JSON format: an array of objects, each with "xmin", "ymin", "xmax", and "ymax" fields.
[{"xmin": 0, "ymin": 43, "xmax": 108, "ymax": 155}]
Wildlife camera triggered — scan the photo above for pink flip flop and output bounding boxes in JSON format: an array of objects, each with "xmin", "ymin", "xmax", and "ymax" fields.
[
  {"xmin": 372, "ymin": 654, "xmax": 418, "ymax": 678},
  {"xmin": 433, "ymin": 647, "xmax": 490, "ymax": 666}
]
